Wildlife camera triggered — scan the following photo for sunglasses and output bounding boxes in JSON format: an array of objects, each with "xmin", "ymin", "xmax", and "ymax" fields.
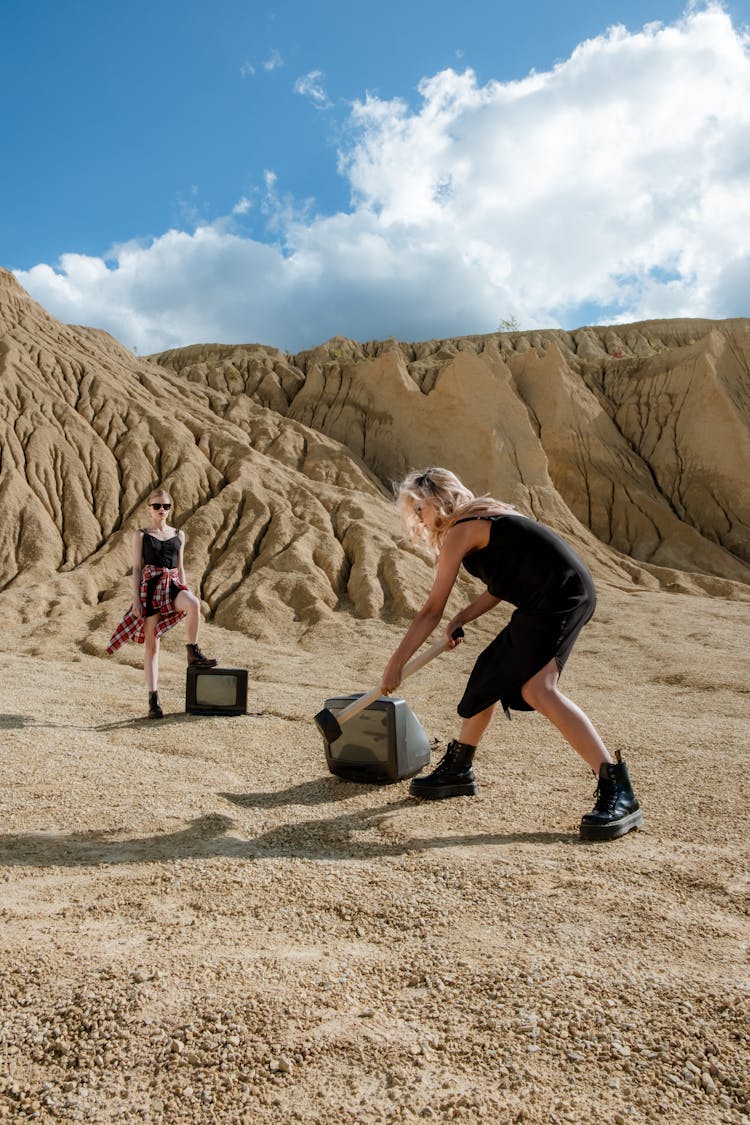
[{"xmin": 149, "ymin": 502, "xmax": 171, "ymax": 510}]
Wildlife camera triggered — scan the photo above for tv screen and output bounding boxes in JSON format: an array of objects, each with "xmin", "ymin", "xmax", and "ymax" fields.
[
  {"xmin": 322, "ymin": 695, "xmax": 431, "ymax": 783},
  {"xmin": 186, "ymin": 667, "xmax": 248, "ymax": 716}
]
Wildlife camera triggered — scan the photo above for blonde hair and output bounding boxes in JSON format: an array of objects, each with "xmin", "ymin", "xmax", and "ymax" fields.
[
  {"xmin": 397, "ymin": 468, "xmax": 517, "ymax": 555},
  {"xmin": 147, "ymin": 485, "xmax": 172, "ymax": 504}
]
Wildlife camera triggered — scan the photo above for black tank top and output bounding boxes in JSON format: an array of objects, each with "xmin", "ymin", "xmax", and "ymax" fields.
[
  {"xmin": 457, "ymin": 515, "xmax": 593, "ymax": 610},
  {"xmin": 141, "ymin": 531, "xmax": 180, "ymax": 569}
]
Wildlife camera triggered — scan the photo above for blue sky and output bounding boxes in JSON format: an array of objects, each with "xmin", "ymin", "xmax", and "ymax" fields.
[{"xmin": 3, "ymin": 0, "xmax": 750, "ymax": 351}]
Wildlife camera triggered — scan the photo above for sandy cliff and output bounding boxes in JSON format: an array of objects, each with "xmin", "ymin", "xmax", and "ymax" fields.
[
  {"xmin": 2, "ymin": 266, "xmax": 747, "ymax": 660},
  {"xmin": 155, "ymin": 320, "xmax": 750, "ymax": 598}
]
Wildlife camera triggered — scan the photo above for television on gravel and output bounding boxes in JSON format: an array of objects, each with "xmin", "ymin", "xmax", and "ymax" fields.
[
  {"xmin": 186, "ymin": 667, "xmax": 248, "ymax": 716},
  {"xmin": 322, "ymin": 695, "xmax": 431, "ymax": 783}
]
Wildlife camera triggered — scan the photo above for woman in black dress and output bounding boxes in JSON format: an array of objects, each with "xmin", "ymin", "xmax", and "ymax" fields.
[
  {"xmin": 380, "ymin": 468, "xmax": 642, "ymax": 840},
  {"xmin": 108, "ymin": 487, "xmax": 216, "ymax": 719}
]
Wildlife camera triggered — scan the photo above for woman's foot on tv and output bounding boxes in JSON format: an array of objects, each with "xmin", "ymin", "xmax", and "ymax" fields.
[{"xmin": 186, "ymin": 643, "xmax": 218, "ymax": 668}]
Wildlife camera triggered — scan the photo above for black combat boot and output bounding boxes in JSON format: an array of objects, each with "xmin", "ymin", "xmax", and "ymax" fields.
[
  {"xmin": 186, "ymin": 643, "xmax": 218, "ymax": 669},
  {"xmin": 409, "ymin": 740, "xmax": 478, "ymax": 800},
  {"xmin": 579, "ymin": 750, "xmax": 643, "ymax": 840},
  {"xmin": 148, "ymin": 691, "xmax": 163, "ymax": 720}
]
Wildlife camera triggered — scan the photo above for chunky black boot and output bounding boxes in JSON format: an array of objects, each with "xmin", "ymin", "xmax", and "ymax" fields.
[
  {"xmin": 409, "ymin": 740, "xmax": 478, "ymax": 800},
  {"xmin": 579, "ymin": 750, "xmax": 643, "ymax": 840},
  {"xmin": 148, "ymin": 691, "xmax": 163, "ymax": 720},
  {"xmin": 186, "ymin": 643, "xmax": 218, "ymax": 669}
]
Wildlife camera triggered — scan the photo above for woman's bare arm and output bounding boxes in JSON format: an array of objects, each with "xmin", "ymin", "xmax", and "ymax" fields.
[
  {"xmin": 380, "ymin": 523, "xmax": 479, "ymax": 693},
  {"xmin": 444, "ymin": 590, "xmax": 502, "ymax": 641},
  {"xmin": 177, "ymin": 531, "xmax": 187, "ymax": 586},
  {"xmin": 131, "ymin": 531, "xmax": 144, "ymax": 612}
]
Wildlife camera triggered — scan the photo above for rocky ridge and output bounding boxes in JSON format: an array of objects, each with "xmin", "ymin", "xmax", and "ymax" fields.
[{"xmin": 0, "ymin": 266, "xmax": 748, "ymax": 657}]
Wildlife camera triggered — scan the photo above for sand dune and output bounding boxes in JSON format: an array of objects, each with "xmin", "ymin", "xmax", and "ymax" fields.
[
  {"xmin": 2, "ymin": 266, "xmax": 748, "ymax": 659},
  {"xmin": 0, "ymin": 267, "xmax": 748, "ymax": 1123},
  {"xmin": 155, "ymin": 320, "xmax": 750, "ymax": 593}
]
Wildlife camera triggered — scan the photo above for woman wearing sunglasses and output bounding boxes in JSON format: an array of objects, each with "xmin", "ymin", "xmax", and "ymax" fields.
[{"xmin": 107, "ymin": 487, "xmax": 217, "ymax": 719}]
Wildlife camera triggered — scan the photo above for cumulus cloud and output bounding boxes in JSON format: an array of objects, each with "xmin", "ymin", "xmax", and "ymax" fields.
[{"xmin": 16, "ymin": 4, "xmax": 750, "ymax": 353}]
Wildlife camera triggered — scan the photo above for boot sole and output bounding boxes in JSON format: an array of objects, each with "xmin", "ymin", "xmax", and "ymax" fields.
[
  {"xmin": 579, "ymin": 807, "xmax": 644, "ymax": 841},
  {"xmin": 409, "ymin": 782, "xmax": 478, "ymax": 800}
]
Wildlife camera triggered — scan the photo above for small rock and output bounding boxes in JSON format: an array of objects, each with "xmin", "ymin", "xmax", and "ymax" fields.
[{"xmin": 700, "ymin": 1072, "xmax": 717, "ymax": 1095}]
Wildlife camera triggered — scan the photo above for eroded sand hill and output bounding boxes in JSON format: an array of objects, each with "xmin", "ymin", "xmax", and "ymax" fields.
[{"xmin": 0, "ymin": 268, "xmax": 748, "ymax": 1124}]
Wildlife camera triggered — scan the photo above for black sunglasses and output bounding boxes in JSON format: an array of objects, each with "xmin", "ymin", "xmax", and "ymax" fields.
[{"xmin": 149, "ymin": 502, "xmax": 171, "ymax": 510}]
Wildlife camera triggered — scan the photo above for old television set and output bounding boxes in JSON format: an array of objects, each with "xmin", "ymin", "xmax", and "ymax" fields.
[
  {"xmin": 322, "ymin": 694, "xmax": 431, "ymax": 783},
  {"xmin": 186, "ymin": 666, "xmax": 248, "ymax": 716}
]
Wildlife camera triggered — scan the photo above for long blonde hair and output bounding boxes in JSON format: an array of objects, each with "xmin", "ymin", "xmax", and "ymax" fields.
[{"xmin": 397, "ymin": 467, "xmax": 517, "ymax": 555}]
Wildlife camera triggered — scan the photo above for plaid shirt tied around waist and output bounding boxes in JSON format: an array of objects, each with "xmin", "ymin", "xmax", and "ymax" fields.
[{"xmin": 106, "ymin": 564, "xmax": 188, "ymax": 653}]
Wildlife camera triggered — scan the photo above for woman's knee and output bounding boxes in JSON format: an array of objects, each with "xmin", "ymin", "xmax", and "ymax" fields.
[
  {"xmin": 521, "ymin": 679, "xmax": 556, "ymax": 711},
  {"xmin": 521, "ymin": 680, "xmax": 538, "ymax": 708},
  {"xmin": 177, "ymin": 591, "xmax": 199, "ymax": 614},
  {"xmin": 144, "ymin": 629, "xmax": 160, "ymax": 654},
  {"xmin": 521, "ymin": 659, "xmax": 560, "ymax": 710}
]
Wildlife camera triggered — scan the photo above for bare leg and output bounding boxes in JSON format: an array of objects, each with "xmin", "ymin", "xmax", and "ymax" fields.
[
  {"xmin": 143, "ymin": 615, "xmax": 160, "ymax": 692},
  {"xmin": 174, "ymin": 590, "xmax": 201, "ymax": 644},
  {"xmin": 459, "ymin": 703, "xmax": 498, "ymax": 746},
  {"xmin": 521, "ymin": 657, "xmax": 613, "ymax": 773}
]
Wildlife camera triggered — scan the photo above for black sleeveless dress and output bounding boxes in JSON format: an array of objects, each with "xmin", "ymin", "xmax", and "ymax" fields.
[
  {"xmin": 142, "ymin": 531, "xmax": 182, "ymax": 617},
  {"xmin": 456, "ymin": 515, "xmax": 596, "ymax": 718}
]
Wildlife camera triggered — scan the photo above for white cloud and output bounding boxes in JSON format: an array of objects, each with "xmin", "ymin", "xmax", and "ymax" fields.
[
  {"xmin": 15, "ymin": 4, "xmax": 750, "ymax": 353},
  {"xmin": 293, "ymin": 69, "xmax": 331, "ymax": 108},
  {"xmin": 232, "ymin": 196, "xmax": 252, "ymax": 215},
  {"xmin": 240, "ymin": 49, "xmax": 282, "ymax": 78},
  {"xmin": 263, "ymin": 48, "xmax": 283, "ymax": 71}
]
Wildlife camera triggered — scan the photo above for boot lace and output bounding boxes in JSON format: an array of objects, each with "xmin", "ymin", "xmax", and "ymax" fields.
[
  {"xmin": 433, "ymin": 746, "xmax": 457, "ymax": 774},
  {"xmin": 592, "ymin": 776, "xmax": 617, "ymax": 814}
]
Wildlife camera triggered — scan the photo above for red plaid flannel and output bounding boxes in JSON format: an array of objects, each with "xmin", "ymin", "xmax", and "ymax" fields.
[{"xmin": 107, "ymin": 564, "xmax": 188, "ymax": 653}]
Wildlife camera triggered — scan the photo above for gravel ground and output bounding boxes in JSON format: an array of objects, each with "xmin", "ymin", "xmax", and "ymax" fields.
[{"xmin": 1, "ymin": 587, "xmax": 748, "ymax": 1124}]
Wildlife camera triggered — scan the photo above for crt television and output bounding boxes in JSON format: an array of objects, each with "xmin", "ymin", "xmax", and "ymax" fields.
[
  {"xmin": 186, "ymin": 666, "xmax": 248, "ymax": 716},
  {"xmin": 322, "ymin": 695, "xmax": 431, "ymax": 783}
]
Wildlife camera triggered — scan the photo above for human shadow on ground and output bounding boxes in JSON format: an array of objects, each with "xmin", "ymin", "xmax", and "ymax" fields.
[
  {"xmin": 0, "ymin": 710, "xmax": 261, "ymax": 734},
  {"xmin": 0, "ymin": 780, "xmax": 577, "ymax": 869}
]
